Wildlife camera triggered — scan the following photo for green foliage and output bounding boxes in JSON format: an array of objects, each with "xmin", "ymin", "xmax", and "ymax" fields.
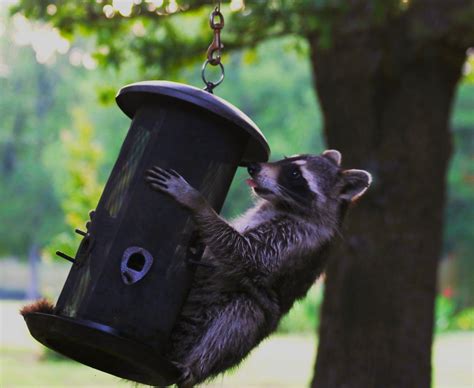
[
  {"xmin": 44, "ymin": 109, "xmax": 104, "ymax": 260},
  {"xmin": 451, "ymin": 308, "xmax": 474, "ymax": 331},
  {"xmin": 59, "ymin": 109, "xmax": 103, "ymax": 229},
  {"xmin": 0, "ymin": 9, "xmax": 131, "ymax": 258},
  {"xmin": 463, "ymin": 52, "xmax": 474, "ymax": 84},
  {"xmin": 446, "ymin": 83, "xmax": 474, "ymax": 309},
  {"xmin": 11, "ymin": 0, "xmax": 407, "ymax": 79},
  {"xmin": 435, "ymin": 296, "xmax": 474, "ymax": 332},
  {"xmin": 435, "ymin": 296, "xmax": 456, "ymax": 332},
  {"xmin": 451, "ymin": 83, "xmax": 474, "ymax": 129},
  {"xmin": 0, "ymin": 153, "xmax": 63, "ymax": 256},
  {"xmin": 0, "ymin": 18, "xmax": 66, "ymax": 255}
]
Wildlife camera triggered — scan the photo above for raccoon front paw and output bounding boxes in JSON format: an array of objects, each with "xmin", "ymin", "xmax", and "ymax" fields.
[{"xmin": 145, "ymin": 166, "xmax": 204, "ymax": 210}]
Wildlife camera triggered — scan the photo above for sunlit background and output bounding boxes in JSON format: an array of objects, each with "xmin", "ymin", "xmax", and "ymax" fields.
[{"xmin": 0, "ymin": 0, "xmax": 473, "ymax": 386}]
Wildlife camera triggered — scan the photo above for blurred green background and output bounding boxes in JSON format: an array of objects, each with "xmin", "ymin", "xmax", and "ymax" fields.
[{"xmin": 0, "ymin": 1, "xmax": 473, "ymax": 387}]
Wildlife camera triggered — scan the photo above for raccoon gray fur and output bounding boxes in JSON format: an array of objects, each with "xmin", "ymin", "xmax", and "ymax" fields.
[{"xmin": 145, "ymin": 149, "xmax": 371, "ymax": 387}]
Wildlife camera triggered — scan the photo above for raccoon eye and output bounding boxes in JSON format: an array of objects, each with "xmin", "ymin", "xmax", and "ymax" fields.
[{"xmin": 291, "ymin": 169, "xmax": 301, "ymax": 179}]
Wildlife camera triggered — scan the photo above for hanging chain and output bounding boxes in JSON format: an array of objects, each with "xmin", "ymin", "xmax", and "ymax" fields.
[{"xmin": 202, "ymin": 0, "xmax": 225, "ymax": 93}]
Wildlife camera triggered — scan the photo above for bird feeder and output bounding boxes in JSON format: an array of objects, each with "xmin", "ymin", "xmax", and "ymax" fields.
[{"xmin": 23, "ymin": 81, "xmax": 270, "ymax": 386}]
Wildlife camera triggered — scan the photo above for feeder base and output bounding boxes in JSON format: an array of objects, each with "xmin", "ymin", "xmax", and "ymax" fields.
[{"xmin": 24, "ymin": 312, "xmax": 180, "ymax": 386}]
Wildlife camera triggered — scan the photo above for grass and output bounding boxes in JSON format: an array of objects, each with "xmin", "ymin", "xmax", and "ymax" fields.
[{"xmin": 1, "ymin": 301, "xmax": 473, "ymax": 387}]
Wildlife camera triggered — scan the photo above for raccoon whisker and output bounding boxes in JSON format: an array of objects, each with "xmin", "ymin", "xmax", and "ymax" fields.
[
  {"xmin": 274, "ymin": 182, "xmax": 343, "ymax": 239},
  {"xmin": 273, "ymin": 181, "xmax": 308, "ymax": 201},
  {"xmin": 274, "ymin": 183, "xmax": 311, "ymax": 207}
]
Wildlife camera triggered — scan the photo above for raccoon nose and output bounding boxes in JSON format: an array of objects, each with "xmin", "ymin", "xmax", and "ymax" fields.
[{"xmin": 247, "ymin": 163, "xmax": 261, "ymax": 177}]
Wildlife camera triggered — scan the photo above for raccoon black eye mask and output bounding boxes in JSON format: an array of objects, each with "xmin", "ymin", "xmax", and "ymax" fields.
[{"xmin": 145, "ymin": 149, "xmax": 371, "ymax": 387}]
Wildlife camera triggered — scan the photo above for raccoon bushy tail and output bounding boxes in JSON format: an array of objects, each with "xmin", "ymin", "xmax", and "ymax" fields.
[{"xmin": 20, "ymin": 299, "xmax": 55, "ymax": 316}]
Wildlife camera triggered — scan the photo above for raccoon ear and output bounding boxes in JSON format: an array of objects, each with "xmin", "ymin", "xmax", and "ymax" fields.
[
  {"xmin": 340, "ymin": 169, "xmax": 372, "ymax": 202},
  {"xmin": 322, "ymin": 149, "xmax": 342, "ymax": 166}
]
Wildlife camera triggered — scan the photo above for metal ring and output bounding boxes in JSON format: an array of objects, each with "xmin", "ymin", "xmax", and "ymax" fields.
[{"xmin": 201, "ymin": 59, "xmax": 225, "ymax": 93}]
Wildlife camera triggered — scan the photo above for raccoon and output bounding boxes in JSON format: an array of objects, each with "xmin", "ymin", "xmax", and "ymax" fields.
[{"xmin": 145, "ymin": 149, "xmax": 371, "ymax": 387}]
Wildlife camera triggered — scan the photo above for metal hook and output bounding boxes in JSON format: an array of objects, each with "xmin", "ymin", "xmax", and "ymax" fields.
[
  {"xmin": 202, "ymin": 60, "xmax": 225, "ymax": 93},
  {"xmin": 206, "ymin": 9, "xmax": 225, "ymax": 66}
]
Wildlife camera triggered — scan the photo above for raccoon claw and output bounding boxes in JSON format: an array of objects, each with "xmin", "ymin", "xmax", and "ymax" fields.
[
  {"xmin": 145, "ymin": 166, "xmax": 203, "ymax": 210},
  {"xmin": 146, "ymin": 167, "xmax": 176, "ymax": 191},
  {"xmin": 165, "ymin": 168, "xmax": 180, "ymax": 178}
]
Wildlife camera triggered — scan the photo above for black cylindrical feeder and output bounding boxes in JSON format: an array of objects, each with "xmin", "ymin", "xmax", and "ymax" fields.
[{"xmin": 23, "ymin": 81, "xmax": 270, "ymax": 386}]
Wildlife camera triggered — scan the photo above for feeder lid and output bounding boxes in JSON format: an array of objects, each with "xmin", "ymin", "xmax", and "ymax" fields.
[{"xmin": 116, "ymin": 81, "xmax": 270, "ymax": 164}]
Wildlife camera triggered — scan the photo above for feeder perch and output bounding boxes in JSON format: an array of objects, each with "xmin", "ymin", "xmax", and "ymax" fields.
[{"xmin": 23, "ymin": 81, "xmax": 270, "ymax": 386}]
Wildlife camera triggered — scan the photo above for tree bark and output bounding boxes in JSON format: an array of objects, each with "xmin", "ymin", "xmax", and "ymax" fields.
[{"xmin": 308, "ymin": 17, "xmax": 467, "ymax": 388}]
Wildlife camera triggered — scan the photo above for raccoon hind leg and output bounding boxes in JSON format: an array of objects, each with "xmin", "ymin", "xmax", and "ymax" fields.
[{"xmin": 179, "ymin": 298, "xmax": 266, "ymax": 387}]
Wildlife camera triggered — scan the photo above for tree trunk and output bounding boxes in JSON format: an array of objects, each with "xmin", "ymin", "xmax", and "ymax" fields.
[{"xmin": 308, "ymin": 22, "xmax": 466, "ymax": 388}]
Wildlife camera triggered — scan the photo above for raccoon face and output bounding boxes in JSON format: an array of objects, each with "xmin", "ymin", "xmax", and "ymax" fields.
[{"xmin": 246, "ymin": 150, "xmax": 371, "ymax": 212}]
